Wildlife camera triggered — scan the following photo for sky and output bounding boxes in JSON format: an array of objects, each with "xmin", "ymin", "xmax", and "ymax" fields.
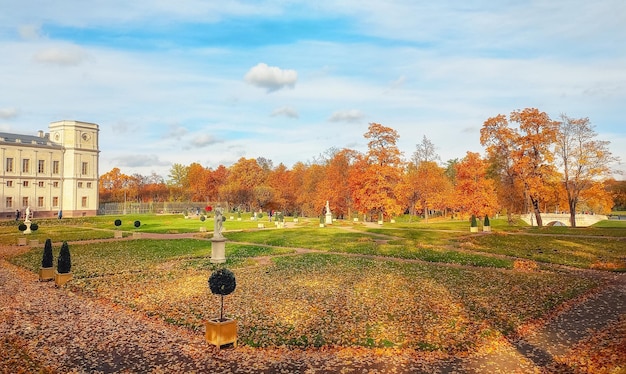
[{"xmin": 1, "ymin": 0, "xmax": 625, "ymax": 179}]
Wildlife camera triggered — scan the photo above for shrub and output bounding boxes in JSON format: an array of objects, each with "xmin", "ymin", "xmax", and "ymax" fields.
[
  {"xmin": 57, "ymin": 241, "xmax": 71, "ymax": 274},
  {"xmin": 484, "ymin": 215, "xmax": 490, "ymax": 226},
  {"xmin": 470, "ymin": 215, "xmax": 478, "ymax": 227},
  {"xmin": 30, "ymin": 223, "xmax": 39, "ymax": 231},
  {"xmin": 200, "ymin": 215, "xmax": 206, "ymax": 222},
  {"xmin": 114, "ymin": 219, "xmax": 122, "ymax": 227},
  {"xmin": 18, "ymin": 223, "xmax": 27, "ymax": 232},
  {"xmin": 209, "ymin": 268, "xmax": 237, "ymax": 321},
  {"xmin": 258, "ymin": 213, "xmax": 264, "ymax": 219},
  {"xmin": 134, "ymin": 220, "xmax": 141, "ymax": 228},
  {"xmin": 42, "ymin": 238, "xmax": 53, "ymax": 268}
]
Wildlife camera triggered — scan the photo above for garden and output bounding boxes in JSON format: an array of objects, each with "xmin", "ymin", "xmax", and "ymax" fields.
[{"xmin": 2, "ymin": 213, "xmax": 626, "ymax": 372}]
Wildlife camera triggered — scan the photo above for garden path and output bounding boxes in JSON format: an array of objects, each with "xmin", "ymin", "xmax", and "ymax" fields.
[{"xmin": 1, "ymin": 229, "xmax": 624, "ymax": 373}]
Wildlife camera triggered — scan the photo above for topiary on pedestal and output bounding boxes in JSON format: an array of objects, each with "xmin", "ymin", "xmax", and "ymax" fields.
[
  {"xmin": 42, "ymin": 239, "xmax": 53, "ymax": 268},
  {"xmin": 208, "ymin": 268, "xmax": 237, "ymax": 321},
  {"xmin": 57, "ymin": 241, "xmax": 71, "ymax": 274},
  {"xmin": 470, "ymin": 215, "xmax": 478, "ymax": 232}
]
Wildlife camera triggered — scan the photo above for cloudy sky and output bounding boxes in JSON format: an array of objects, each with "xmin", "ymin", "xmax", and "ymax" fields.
[{"xmin": 1, "ymin": 1, "xmax": 624, "ymax": 179}]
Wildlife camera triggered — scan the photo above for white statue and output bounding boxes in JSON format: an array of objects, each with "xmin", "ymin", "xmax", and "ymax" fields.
[
  {"xmin": 214, "ymin": 205, "xmax": 224, "ymax": 238},
  {"xmin": 25, "ymin": 206, "xmax": 31, "ymax": 222},
  {"xmin": 325, "ymin": 200, "xmax": 331, "ymax": 214}
]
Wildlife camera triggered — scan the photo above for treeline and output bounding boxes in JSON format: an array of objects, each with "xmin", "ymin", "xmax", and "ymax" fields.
[{"xmin": 99, "ymin": 108, "xmax": 624, "ymax": 227}]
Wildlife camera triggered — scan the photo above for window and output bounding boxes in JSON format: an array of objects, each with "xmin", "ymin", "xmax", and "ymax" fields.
[
  {"xmin": 6, "ymin": 197, "xmax": 12, "ymax": 208},
  {"xmin": 53, "ymin": 181, "xmax": 59, "ymax": 188},
  {"xmin": 38, "ymin": 196, "xmax": 44, "ymax": 207},
  {"xmin": 78, "ymin": 182, "xmax": 83, "ymax": 188},
  {"xmin": 38, "ymin": 181, "xmax": 45, "ymax": 187},
  {"xmin": 22, "ymin": 197, "xmax": 28, "ymax": 207},
  {"xmin": 52, "ymin": 161, "xmax": 60, "ymax": 174},
  {"xmin": 5, "ymin": 158, "xmax": 13, "ymax": 172},
  {"xmin": 81, "ymin": 162, "xmax": 88, "ymax": 175},
  {"xmin": 6, "ymin": 181, "xmax": 13, "ymax": 187},
  {"xmin": 23, "ymin": 181, "xmax": 29, "ymax": 187},
  {"xmin": 52, "ymin": 197, "xmax": 59, "ymax": 207},
  {"xmin": 22, "ymin": 159, "xmax": 30, "ymax": 173},
  {"xmin": 81, "ymin": 196, "xmax": 88, "ymax": 207},
  {"xmin": 87, "ymin": 182, "xmax": 92, "ymax": 188},
  {"xmin": 38, "ymin": 160, "xmax": 45, "ymax": 173}
]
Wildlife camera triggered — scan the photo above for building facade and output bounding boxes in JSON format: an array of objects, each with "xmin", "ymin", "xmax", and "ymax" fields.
[{"xmin": 0, "ymin": 120, "xmax": 99, "ymax": 219}]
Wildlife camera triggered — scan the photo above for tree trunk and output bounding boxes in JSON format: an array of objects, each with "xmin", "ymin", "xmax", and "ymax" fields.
[
  {"xmin": 422, "ymin": 200, "xmax": 429, "ymax": 223},
  {"xmin": 531, "ymin": 197, "xmax": 543, "ymax": 227},
  {"xmin": 569, "ymin": 199, "xmax": 577, "ymax": 227}
]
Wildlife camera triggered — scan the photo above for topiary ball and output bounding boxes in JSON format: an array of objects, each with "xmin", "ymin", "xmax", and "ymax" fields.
[
  {"xmin": 18, "ymin": 223, "xmax": 27, "ymax": 232},
  {"xmin": 114, "ymin": 219, "xmax": 122, "ymax": 227},
  {"xmin": 134, "ymin": 220, "xmax": 141, "ymax": 228},
  {"xmin": 200, "ymin": 215, "xmax": 206, "ymax": 222},
  {"xmin": 208, "ymin": 268, "xmax": 236, "ymax": 296},
  {"xmin": 30, "ymin": 223, "xmax": 39, "ymax": 231}
]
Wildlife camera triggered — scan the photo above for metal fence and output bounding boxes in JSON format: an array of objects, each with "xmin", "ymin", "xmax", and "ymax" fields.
[{"xmin": 98, "ymin": 202, "xmax": 230, "ymax": 215}]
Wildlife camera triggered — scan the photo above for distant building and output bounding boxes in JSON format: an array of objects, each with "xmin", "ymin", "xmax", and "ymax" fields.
[{"xmin": 0, "ymin": 120, "xmax": 99, "ymax": 219}]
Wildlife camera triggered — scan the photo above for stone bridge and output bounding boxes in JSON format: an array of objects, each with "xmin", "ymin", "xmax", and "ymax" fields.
[{"xmin": 520, "ymin": 213, "xmax": 608, "ymax": 227}]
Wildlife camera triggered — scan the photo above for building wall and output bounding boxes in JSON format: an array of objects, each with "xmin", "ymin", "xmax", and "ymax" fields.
[{"xmin": 0, "ymin": 120, "xmax": 99, "ymax": 219}]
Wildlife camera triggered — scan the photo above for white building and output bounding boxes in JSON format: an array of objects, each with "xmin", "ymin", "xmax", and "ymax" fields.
[{"xmin": 0, "ymin": 120, "xmax": 99, "ymax": 219}]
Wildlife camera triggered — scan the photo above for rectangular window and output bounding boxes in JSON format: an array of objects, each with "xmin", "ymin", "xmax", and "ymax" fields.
[
  {"xmin": 23, "ymin": 181, "xmax": 29, "ymax": 187},
  {"xmin": 86, "ymin": 182, "xmax": 92, "ymax": 188},
  {"xmin": 38, "ymin": 196, "xmax": 44, "ymax": 207},
  {"xmin": 81, "ymin": 162, "xmax": 88, "ymax": 175},
  {"xmin": 22, "ymin": 159, "xmax": 30, "ymax": 173},
  {"xmin": 38, "ymin": 160, "xmax": 45, "ymax": 173},
  {"xmin": 6, "ymin": 197, "xmax": 12, "ymax": 208},
  {"xmin": 22, "ymin": 197, "xmax": 28, "ymax": 207},
  {"xmin": 5, "ymin": 158, "xmax": 13, "ymax": 172},
  {"xmin": 81, "ymin": 196, "xmax": 88, "ymax": 207},
  {"xmin": 6, "ymin": 180, "xmax": 13, "ymax": 187},
  {"xmin": 53, "ymin": 181, "xmax": 59, "ymax": 188},
  {"xmin": 38, "ymin": 181, "xmax": 45, "ymax": 187},
  {"xmin": 52, "ymin": 161, "xmax": 60, "ymax": 174},
  {"xmin": 78, "ymin": 182, "xmax": 83, "ymax": 188},
  {"xmin": 52, "ymin": 197, "xmax": 59, "ymax": 207}
]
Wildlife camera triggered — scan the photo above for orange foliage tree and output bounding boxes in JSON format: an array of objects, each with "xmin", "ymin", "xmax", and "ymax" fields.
[{"xmin": 454, "ymin": 152, "xmax": 499, "ymax": 218}]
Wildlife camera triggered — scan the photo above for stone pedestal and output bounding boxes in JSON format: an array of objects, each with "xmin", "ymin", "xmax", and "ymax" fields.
[
  {"xmin": 24, "ymin": 220, "xmax": 32, "ymax": 234},
  {"xmin": 325, "ymin": 212, "xmax": 332, "ymax": 225},
  {"xmin": 211, "ymin": 237, "xmax": 227, "ymax": 264}
]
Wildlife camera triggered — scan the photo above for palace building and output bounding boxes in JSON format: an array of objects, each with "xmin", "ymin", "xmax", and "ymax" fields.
[{"xmin": 0, "ymin": 120, "xmax": 99, "ymax": 219}]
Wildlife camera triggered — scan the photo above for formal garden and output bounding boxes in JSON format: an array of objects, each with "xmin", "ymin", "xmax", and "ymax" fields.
[{"xmin": 1, "ymin": 213, "xmax": 625, "ymax": 372}]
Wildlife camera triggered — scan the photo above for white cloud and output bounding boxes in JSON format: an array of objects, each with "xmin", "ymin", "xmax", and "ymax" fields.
[
  {"xmin": 271, "ymin": 106, "xmax": 299, "ymax": 118},
  {"xmin": 244, "ymin": 63, "xmax": 297, "ymax": 92},
  {"xmin": 0, "ymin": 108, "xmax": 19, "ymax": 119},
  {"xmin": 18, "ymin": 24, "xmax": 43, "ymax": 40},
  {"xmin": 190, "ymin": 133, "xmax": 221, "ymax": 148},
  {"xmin": 328, "ymin": 109, "xmax": 364, "ymax": 123},
  {"xmin": 33, "ymin": 45, "xmax": 89, "ymax": 66},
  {"xmin": 112, "ymin": 154, "xmax": 170, "ymax": 168}
]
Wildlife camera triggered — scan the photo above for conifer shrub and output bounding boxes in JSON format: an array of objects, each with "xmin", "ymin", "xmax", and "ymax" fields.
[
  {"xmin": 484, "ymin": 215, "xmax": 490, "ymax": 226},
  {"xmin": 42, "ymin": 239, "xmax": 53, "ymax": 268},
  {"xmin": 470, "ymin": 215, "xmax": 478, "ymax": 227},
  {"xmin": 57, "ymin": 241, "xmax": 71, "ymax": 274}
]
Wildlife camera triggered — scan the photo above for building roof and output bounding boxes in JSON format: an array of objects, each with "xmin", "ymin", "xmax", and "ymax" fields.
[{"xmin": 0, "ymin": 131, "xmax": 62, "ymax": 149}]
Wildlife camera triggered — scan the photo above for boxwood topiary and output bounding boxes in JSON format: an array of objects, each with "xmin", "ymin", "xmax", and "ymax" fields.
[
  {"xmin": 209, "ymin": 268, "xmax": 237, "ymax": 321},
  {"xmin": 18, "ymin": 223, "xmax": 27, "ymax": 232},
  {"xmin": 30, "ymin": 223, "xmax": 39, "ymax": 231},
  {"xmin": 134, "ymin": 220, "xmax": 141, "ymax": 228},
  {"xmin": 470, "ymin": 215, "xmax": 478, "ymax": 227},
  {"xmin": 42, "ymin": 238, "xmax": 53, "ymax": 268},
  {"xmin": 484, "ymin": 215, "xmax": 490, "ymax": 226},
  {"xmin": 57, "ymin": 241, "xmax": 71, "ymax": 274},
  {"xmin": 114, "ymin": 219, "xmax": 122, "ymax": 227}
]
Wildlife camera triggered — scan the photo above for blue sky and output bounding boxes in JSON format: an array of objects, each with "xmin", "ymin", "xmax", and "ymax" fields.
[{"xmin": 1, "ymin": 0, "xmax": 624, "ymax": 179}]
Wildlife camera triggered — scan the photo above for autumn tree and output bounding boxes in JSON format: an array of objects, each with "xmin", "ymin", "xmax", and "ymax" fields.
[
  {"xmin": 398, "ymin": 161, "xmax": 453, "ymax": 222},
  {"xmin": 481, "ymin": 108, "xmax": 559, "ymax": 226},
  {"xmin": 454, "ymin": 152, "xmax": 498, "ymax": 218},
  {"xmin": 555, "ymin": 115, "xmax": 618, "ymax": 226},
  {"xmin": 219, "ymin": 158, "xmax": 267, "ymax": 211},
  {"xmin": 317, "ymin": 148, "xmax": 358, "ymax": 219},
  {"xmin": 350, "ymin": 123, "xmax": 404, "ymax": 220},
  {"xmin": 167, "ymin": 163, "xmax": 190, "ymax": 201}
]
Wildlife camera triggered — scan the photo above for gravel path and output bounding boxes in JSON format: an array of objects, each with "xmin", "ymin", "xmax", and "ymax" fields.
[{"xmin": 1, "ymin": 236, "xmax": 625, "ymax": 373}]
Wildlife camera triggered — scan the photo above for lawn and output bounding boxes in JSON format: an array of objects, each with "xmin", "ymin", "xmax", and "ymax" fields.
[{"xmin": 5, "ymin": 215, "xmax": 624, "ymax": 353}]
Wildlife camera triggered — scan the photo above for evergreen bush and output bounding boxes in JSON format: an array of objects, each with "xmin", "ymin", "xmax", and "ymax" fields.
[
  {"xmin": 42, "ymin": 238, "xmax": 53, "ymax": 268},
  {"xmin": 30, "ymin": 223, "xmax": 39, "ymax": 231},
  {"xmin": 470, "ymin": 215, "xmax": 478, "ymax": 227},
  {"xmin": 114, "ymin": 219, "xmax": 122, "ymax": 227},
  {"xmin": 57, "ymin": 241, "xmax": 71, "ymax": 274},
  {"xmin": 209, "ymin": 268, "xmax": 237, "ymax": 321},
  {"xmin": 134, "ymin": 220, "xmax": 141, "ymax": 228},
  {"xmin": 200, "ymin": 215, "xmax": 206, "ymax": 222},
  {"xmin": 484, "ymin": 215, "xmax": 490, "ymax": 226},
  {"xmin": 18, "ymin": 223, "xmax": 27, "ymax": 232}
]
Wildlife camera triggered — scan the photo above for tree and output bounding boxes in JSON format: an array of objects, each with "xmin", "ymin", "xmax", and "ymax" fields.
[
  {"xmin": 412, "ymin": 135, "xmax": 440, "ymax": 165},
  {"xmin": 350, "ymin": 123, "xmax": 404, "ymax": 220},
  {"xmin": 555, "ymin": 115, "xmax": 619, "ymax": 226},
  {"xmin": 481, "ymin": 108, "xmax": 559, "ymax": 226},
  {"xmin": 399, "ymin": 161, "xmax": 452, "ymax": 222},
  {"xmin": 454, "ymin": 152, "xmax": 499, "ymax": 218}
]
